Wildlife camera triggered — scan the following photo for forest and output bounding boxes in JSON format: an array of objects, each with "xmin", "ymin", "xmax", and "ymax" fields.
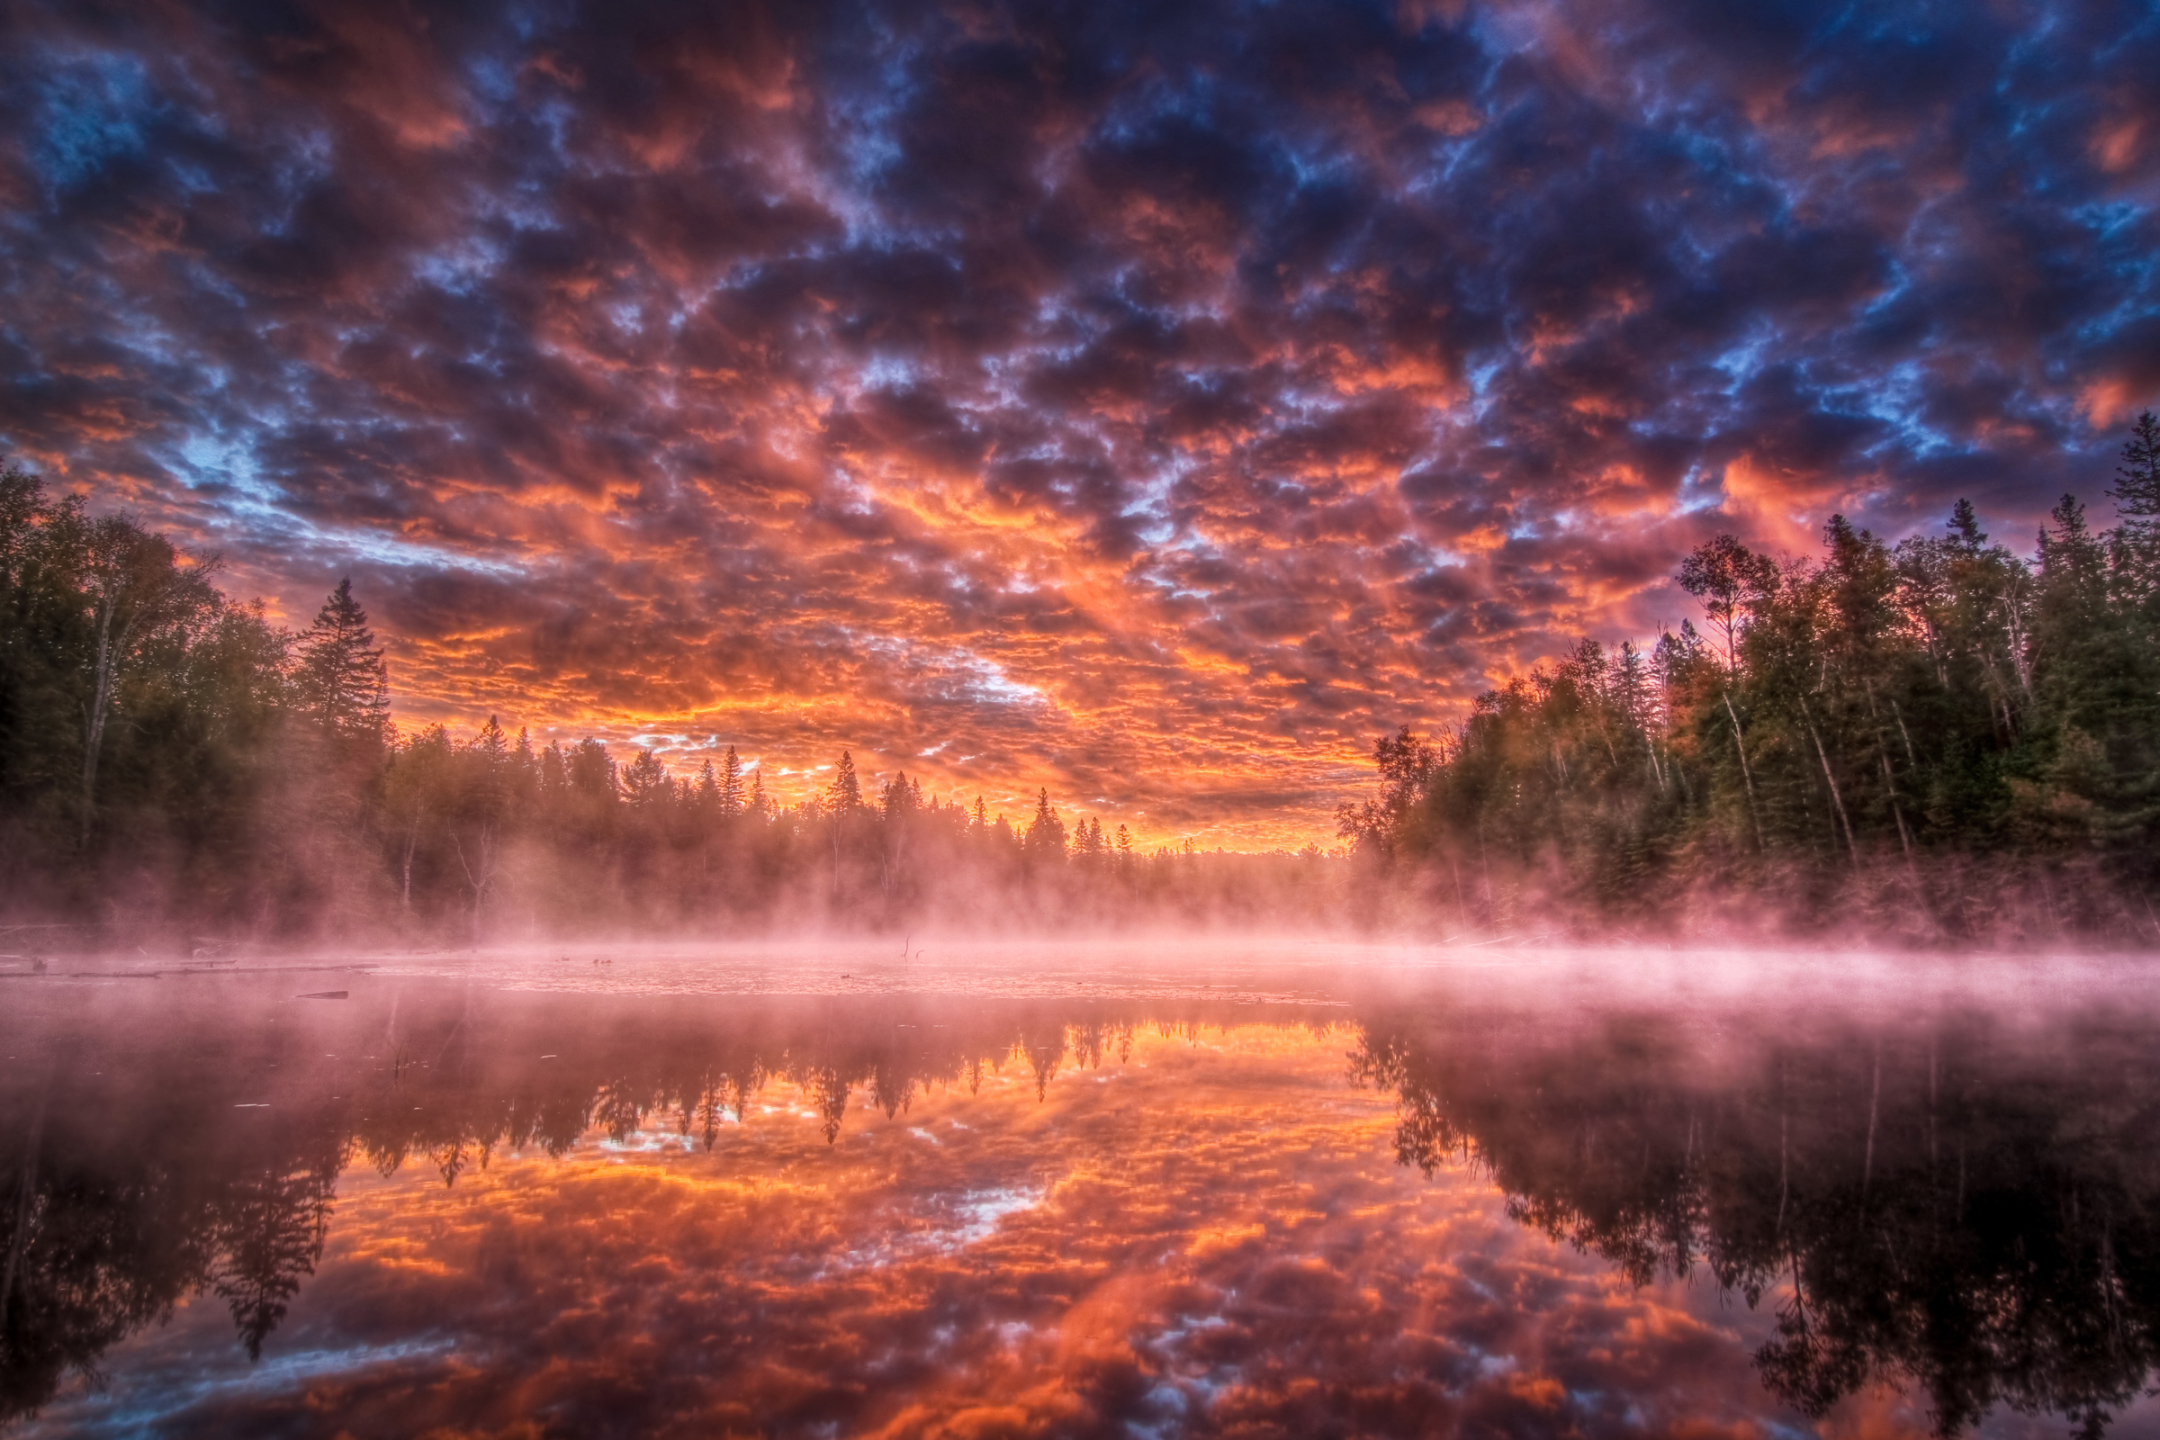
[
  {"xmin": 1340, "ymin": 415, "xmax": 2160, "ymax": 945},
  {"xmin": 0, "ymin": 462, "xmax": 1341, "ymax": 941},
  {"xmin": 3, "ymin": 414, "xmax": 2156, "ymax": 945}
]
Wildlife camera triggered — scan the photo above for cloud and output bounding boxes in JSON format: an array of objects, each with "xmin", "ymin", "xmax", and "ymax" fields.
[{"xmin": 3, "ymin": 0, "xmax": 2155, "ymax": 845}]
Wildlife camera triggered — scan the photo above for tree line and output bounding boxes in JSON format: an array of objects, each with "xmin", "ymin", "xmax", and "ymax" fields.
[
  {"xmin": 1340, "ymin": 415, "xmax": 2160, "ymax": 944},
  {"xmin": 12, "ymin": 416, "xmax": 2157, "ymax": 945},
  {"xmin": 0, "ymin": 463, "xmax": 1341, "ymax": 940}
]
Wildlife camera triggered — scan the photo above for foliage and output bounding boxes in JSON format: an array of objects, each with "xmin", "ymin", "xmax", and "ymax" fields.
[
  {"xmin": 0, "ymin": 466, "xmax": 1347, "ymax": 938},
  {"xmin": 1341, "ymin": 417, "xmax": 2160, "ymax": 943},
  {"xmin": 13, "ymin": 418, "xmax": 2160, "ymax": 943}
]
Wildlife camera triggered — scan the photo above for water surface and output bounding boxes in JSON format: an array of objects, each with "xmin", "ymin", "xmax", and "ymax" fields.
[{"xmin": 3, "ymin": 945, "xmax": 2156, "ymax": 1437}]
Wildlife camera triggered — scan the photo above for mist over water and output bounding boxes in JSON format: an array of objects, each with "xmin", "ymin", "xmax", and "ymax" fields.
[
  {"xmin": 5, "ymin": 944, "xmax": 2159, "ymax": 1438},
  {"xmin": 7, "ymin": 0, "xmax": 2159, "ymax": 1430}
]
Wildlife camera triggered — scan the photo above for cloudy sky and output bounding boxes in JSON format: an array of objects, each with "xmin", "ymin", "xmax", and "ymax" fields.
[{"xmin": 4, "ymin": 0, "xmax": 2156, "ymax": 846}]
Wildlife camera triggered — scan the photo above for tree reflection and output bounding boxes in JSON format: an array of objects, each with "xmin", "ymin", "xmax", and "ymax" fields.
[
  {"xmin": 1352, "ymin": 1006, "xmax": 2160, "ymax": 1437},
  {"xmin": 0, "ymin": 985, "xmax": 1272, "ymax": 1423},
  {"xmin": 0, "ymin": 1066, "xmax": 338, "ymax": 1419},
  {"xmin": 6, "ymin": 982, "xmax": 2157, "ymax": 1436}
]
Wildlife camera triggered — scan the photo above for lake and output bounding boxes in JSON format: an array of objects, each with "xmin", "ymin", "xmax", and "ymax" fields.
[{"xmin": 2, "ymin": 942, "xmax": 2156, "ymax": 1438}]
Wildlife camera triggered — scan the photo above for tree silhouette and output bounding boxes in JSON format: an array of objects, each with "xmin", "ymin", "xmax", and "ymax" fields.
[
  {"xmin": 1352, "ymin": 1005, "xmax": 2160, "ymax": 1436},
  {"xmin": 1339, "ymin": 427, "xmax": 2160, "ymax": 941},
  {"xmin": 210, "ymin": 1157, "xmax": 335, "ymax": 1360},
  {"xmin": 720, "ymin": 746, "xmax": 745, "ymax": 816},
  {"xmin": 1022, "ymin": 788, "xmax": 1067, "ymax": 868},
  {"xmin": 294, "ymin": 578, "xmax": 389, "ymax": 747}
]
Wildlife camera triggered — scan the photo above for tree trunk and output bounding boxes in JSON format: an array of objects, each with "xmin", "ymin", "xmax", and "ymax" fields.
[
  {"xmin": 1, "ymin": 1072, "xmax": 50, "ymax": 1331},
  {"xmin": 401, "ymin": 803, "xmax": 423, "ymax": 911},
  {"xmin": 1878, "ymin": 749, "xmax": 1915, "ymax": 860},
  {"xmin": 1889, "ymin": 699, "xmax": 1920, "ymax": 768},
  {"xmin": 452, "ymin": 823, "xmax": 496, "ymax": 945},
  {"xmin": 80, "ymin": 600, "xmax": 121, "ymax": 839},
  {"xmin": 1722, "ymin": 691, "xmax": 1766, "ymax": 851},
  {"xmin": 1798, "ymin": 697, "xmax": 1859, "ymax": 866}
]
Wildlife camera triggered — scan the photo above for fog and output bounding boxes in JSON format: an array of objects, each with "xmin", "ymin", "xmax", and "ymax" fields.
[{"xmin": 17, "ymin": 932, "xmax": 2153, "ymax": 1011}]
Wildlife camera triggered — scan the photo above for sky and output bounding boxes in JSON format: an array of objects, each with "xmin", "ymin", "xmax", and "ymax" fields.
[{"xmin": 3, "ymin": 0, "xmax": 2157, "ymax": 849}]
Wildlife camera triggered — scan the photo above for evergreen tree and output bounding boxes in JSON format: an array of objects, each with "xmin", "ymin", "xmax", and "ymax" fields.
[
  {"xmin": 1337, "ymin": 426, "xmax": 2160, "ymax": 940},
  {"xmin": 2031, "ymin": 496, "xmax": 2124, "ymax": 737},
  {"xmin": 567, "ymin": 738, "xmax": 616, "ymax": 797},
  {"xmin": 1023, "ymin": 788, "xmax": 1067, "ymax": 865},
  {"xmin": 827, "ymin": 752, "xmax": 862, "ymax": 814},
  {"xmin": 295, "ymin": 579, "xmax": 389, "ymax": 746},
  {"xmin": 2111, "ymin": 412, "xmax": 2160, "ymax": 543},
  {"xmin": 720, "ymin": 745, "xmax": 744, "ymax": 816},
  {"xmin": 622, "ymin": 748, "xmax": 672, "ymax": 808}
]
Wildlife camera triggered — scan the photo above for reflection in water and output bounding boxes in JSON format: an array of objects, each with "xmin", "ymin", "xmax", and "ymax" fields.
[
  {"xmin": 0, "ymin": 1030, "xmax": 340, "ymax": 1421},
  {"xmin": 1354, "ymin": 1007, "xmax": 2160, "ymax": 1438},
  {"xmin": 1, "ymin": 973, "xmax": 2157, "ymax": 1436}
]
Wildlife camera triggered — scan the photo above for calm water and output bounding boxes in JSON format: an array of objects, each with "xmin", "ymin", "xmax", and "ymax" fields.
[{"xmin": 2, "ymin": 944, "xmax": 2157, "ymax": 1438}]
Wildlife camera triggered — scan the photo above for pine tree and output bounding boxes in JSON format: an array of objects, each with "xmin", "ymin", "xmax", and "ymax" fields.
[
  {"xmin": 2111, "ymin": 410, "xmax": 2160, "ymax": 523},
  {"xmin": 1023, "ymin": 788, "xmax": 1067, "ymax": 864},
  {"xmin": 720, "ymin": 745, "xmax": 744, "ymax": 816},
  {"xmin": 2029, "ymin": 493, "xmax": 2160, "ymax": 852},
  {"xmin": 295, "ymin": 579, "xmax": 389, "ymax": 745},
  {"xmin": 567, "ymin": 738, "xmax": 616, "ymax": 799},
  {"xmin": 882, "ymin": 769, "xmax": 919, "ymax": 822},
  {"xmin": 471, "ymin": 715, "xmax": 510, "ymax": 823},
  {"xmin": 622, "ymin": 748, "xmax": 671, "ymax": 807},
  {"xmin": 824, "ymin": 751, "xmax": 862, "ymax": 900},
  {"xmin": 827, "ymin": 751, "xmax": 862, "ymax": 814},
  {"xmin": 2033, "ymin": 495, "xmax": 2114, "ymax": 718},
  {"xmin": 2110, "ymin": 410, "xmax": 2160, "ymax": 614}
]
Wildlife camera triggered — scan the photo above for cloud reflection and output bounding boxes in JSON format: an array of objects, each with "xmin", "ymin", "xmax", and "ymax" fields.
[{"xmin": 12, "ymin": 978, "xmax": 2160, "ymax": 1436}]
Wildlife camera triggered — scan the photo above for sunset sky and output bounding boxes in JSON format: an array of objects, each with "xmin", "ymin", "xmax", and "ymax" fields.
[{"xmin": 4, "ymin": 0, "xmax": 2157, "ymax": 847}]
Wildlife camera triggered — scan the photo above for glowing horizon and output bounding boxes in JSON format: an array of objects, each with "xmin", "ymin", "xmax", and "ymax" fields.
[{"xmin": 5, "ymin": 0, "xmax": 2155, "ymax": 850}]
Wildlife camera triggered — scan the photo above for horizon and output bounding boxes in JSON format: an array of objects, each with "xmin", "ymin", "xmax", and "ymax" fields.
[
  {"xmin": 6, "ymin": 1, "xmax": 2156, "ymax": 849},
  {"xmin": 9, "ymin": 6, "xmax": 2160, "ymax": 1435}
]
